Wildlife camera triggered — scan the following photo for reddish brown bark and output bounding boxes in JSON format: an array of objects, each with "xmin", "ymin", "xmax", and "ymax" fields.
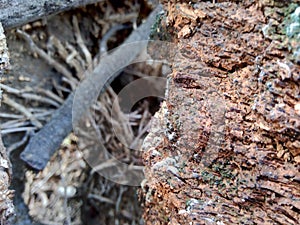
[{"xmin": 141, "ymin": 0, "xmax": 300, "ymax": 224}]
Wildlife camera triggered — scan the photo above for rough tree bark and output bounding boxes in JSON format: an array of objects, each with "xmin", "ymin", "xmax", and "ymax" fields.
[
  {"xmin": 0, "ymin": 22, "xmax": 14, "ymax": 225},
  {"xmin": 141, "ymin": 0, "xmax": 300, "ymax": 224},
  {"xmin": 0, "ymin": 0, "xmax": 103, "ymax": 29}
]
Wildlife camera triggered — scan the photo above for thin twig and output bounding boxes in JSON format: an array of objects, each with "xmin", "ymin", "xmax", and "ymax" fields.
[
  {"xmin": 1, "ymin": 120, "xmax": 31, "ymax": 129},
  {"xmin": 0, "ymin": 84, "xmax": 59, "ymax": 107},
  {"xmin": 7, "ymin": 130, "xmax": 32, "ymax": 154},
  {"xmin": 61, "ymin": 176, "xmax": 71, "ymax": 225},
  {"xmin": 49, "ymin": 36, "xmax": 84, "ymax": 78},
  {"xmin": 138, "ymin": 107, "xmax": 150, "ymax": 134},
  {"xmin": 99, "ymin": 24, "xmax": 131, "ymax": 56},
  {"xmin": 0, "ymin": 83, "xmax": 21, "ymax": 94},
  {"xmin": 62, "ymin": 77, "xmax": 76, "ymax": 89},
  {"xmin": 108, "ymin": 87, "xmax": 134, "ymax": 145},
  {"xmin": 0, "ymin": 84, "xmax": 63, "ymax": 108},
  {"xmin": 20, "ymin": 93, "xmax": 60, "ymax": 108},
  {"xmin": 88, "ymin": 193, "xmax": 115, "ymax": 204},
  {"xmin": 0, "ymin": 113, "xmax": 23, "ymax": 119},
  {"xmin": 32, "ymin": 111, "xmax": 55, "ymax": 120},
  {"xmin": 65, "ymin": 42, "xmax": 87, "ymax": 75},
  {"xmin": 2, "ymin": 95, "xmax": 43, "ymax": 128},
  {"xmin": 37, "ymin": 88, "xmax": 64, "ymax": 104},
  {"xmin": 52, "ymin": 79, "xmax": 71, "ymax": 97},
  {"xmin": 115, "ymin": 186, "xmax": 127, "ymax": 213},
  {"xmin": 130, "ymin": 121, "xmax": 151, "ymax": 149},
  {"xmin": 16, "ymin": 29, "xmax": 78, "ymax": 90},
  {"xmin": 72, "ymin": 16, "xmax": 93, "ymax": 68},
  {"xmin": 1, "ymin": 127, "xmax": 36, "ymax": 135}
]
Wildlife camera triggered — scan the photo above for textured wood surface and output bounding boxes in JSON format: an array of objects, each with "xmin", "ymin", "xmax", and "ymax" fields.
[
  {"xmin": 0, "ymin": 0, "xmax": 103, "ymax": 29},
  {"xmin": 0, "ymin": 22, "xmax": 14, "ymax": 225},
  {"xmin": 142, "ymin": 1, "xmax": 300, "ymax": 224}
]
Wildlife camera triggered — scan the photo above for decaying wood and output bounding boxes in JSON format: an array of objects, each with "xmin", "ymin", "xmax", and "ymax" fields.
[
  {"xmin": 0, "ymin": 22, "xmax": 15, "ymax": 225},
  {"xmin": 0, "ymin": 23, "xmax": 9, "ymax": 71},
  {"xmin": 20, "ymin": 5, "xmax": 163, "ymax": 170},
  {"xmin": 0, "ymin": 134, "xmax": 14, "ymax": 225},
  {"xmin": 0, "ymin": 0, "xmax": 104, "ymax": 29},
  {"xmin": 141, "ymin": 0, "xmax": 300, "ymax": 224}
]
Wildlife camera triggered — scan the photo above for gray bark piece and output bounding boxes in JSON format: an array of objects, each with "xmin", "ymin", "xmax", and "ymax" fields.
[{"xmin": 0, "ymin": 0, "xmax": 103, "ymax": 29}]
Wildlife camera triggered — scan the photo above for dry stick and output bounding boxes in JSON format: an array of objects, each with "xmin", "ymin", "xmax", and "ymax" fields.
[
  {"xmin": 1, "ymin": 127, "xmax": 36, "ymax": 135},
  {"xmin": 88, "ymin": 193, "xmax": 115, "ymax": 204},
  {"xmin": 0, "ymin": 113, "xmax": 23, "ymax": 119},
  {"xmin": 20, "ymin": 93, "xmax": 60, "ymax": 108},
  {"xmin": 1, "ymin": 120, "xmax": 31, "ymax": 130},
  {"xmin": 7, "ymin": 130, "xmax": 32, "ymax": 154},
  {"xmin": 20, "ymin": 5, "xmax": 163, "ymax": 170},
  {"xmin": 37, "ymin": 88, "xmax": 64, "ymax": 104},
  {"xmin": 2, "ymin": 95, "xmax": 43, "ymax": 128},
  {"xmin": 49, "ymin": 36, "xmax": 84, "ymax": 79},
  {"xmin": 72, "ymin": 16, "xmax": 93, "ymax": 69},
  {"xmin": 0, "ymin": 83, "xmax": 61, "ymax": 107},
  {"xmin": 16, "ymin": 30, "xmax": 78, "ymax": 90}
]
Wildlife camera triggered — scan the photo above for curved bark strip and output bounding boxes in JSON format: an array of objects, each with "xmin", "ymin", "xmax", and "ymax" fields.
[
  {"xmin": 141, "ymin": 0, "xmax": 300, "ymax": 224},
  {"xmin": 0, "ymin": 0, "xmax": 103, "ymax": 29},
  {"xmin": 20, "ymin": 5, "xmax": 163, "ymax": 171}
]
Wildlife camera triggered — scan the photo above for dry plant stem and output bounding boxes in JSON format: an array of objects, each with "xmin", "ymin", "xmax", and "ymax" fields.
[
  {"xmin": 115, "ymin": 186, "xmax": 127, "ymax": 212},
  {"xmin": 0, "ymin": 84, "xmax": 61, "ymax": 107},
  {"xmin": 72, "ymin": 16, "xmax": 93, "ymax": 69},
  {"xmin": 1, "ymin": 120, "xmax": 31, "ymax": 130},
  {"xmin": 0, "ymin": 83, "xmax": 21, "ymax": 95},
  {"xmin": 16, "ymin": 30, "xmax": 78, "ymax": 90},
  {"xmin": 1, "ymin": 127, "xmax": 36, "ymax": 135},
  {"xmin": 138, "ymin": 108, "xmax": 150, "ymax": 134},
  {"xmin": 99, "ymin": 24, "xmax": 130, "ymax": 56},
  {"xmin": 0, "ymin": 113, "xmax": 23, "ymax": 119},
  {"xmin": 7, "ymin": 130, "xmax": 32, "ymax": 154},
  {"xmin": 107, "ymin": 12, "xmax": 139, "ymax": 23},
  {"xmin": 90, "ymin": 159, "xmax": 119, "ymax": 174},
  {"xmin": 61, "ymin": 177, "xmax": 71, "ymax": 225},
  {"xmin": 130, "ymin": 120, "xmax": 151, "ymax": 149},
  {"xmin": 19, "ymin": 93, "xmax": 60, "ymax": 108},
  {"xmin": 61, "ymin": 77, "xmax": 77, "ymax": 90},
  {"xmin": 2, "ymin": 95, "xmax": 42, "ymax": 128},
  {"xmin": 108, "ymin": 87, "xmax": 134, "ymax": 145},
  {"xmin": 88, "ymin": 193, "xmax": 115, "ymax": 204},
  {"xmin": 49, "ymin": 36, "xmax": 84, "ymax": 78},
  {"xmin": 37, "ymin": 88, "xmax": 64, "ymax": 104},
  {"xmin": 65, "ymin": 43, "xmax": 87, "ymax": 73},
  {"xmin": 20, "ymin": 5, "xmax": 163, "ymax": 170}
]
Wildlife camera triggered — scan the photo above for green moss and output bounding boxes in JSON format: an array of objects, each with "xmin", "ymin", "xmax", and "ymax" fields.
[
  {"xmin": 262, "ymin": 4, "xmax": 300, "ymax": 63},
  {"xmin": 283, "ymin": 5, "xmax": 300, "ymax": 37},
  {"xmin": 149, "ymin": 13, "xmax": 172, "ymax": 41}
]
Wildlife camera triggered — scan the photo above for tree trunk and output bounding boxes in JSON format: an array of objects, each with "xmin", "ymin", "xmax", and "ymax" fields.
[
  {"xmin": 141, "ymin": 0, "xmax": 300, "ymax": 224},
  {"xmin": 0, "ymin": 22, "xmax": 14, "ymax": 225},
  {"xmin": 0, "ymin": 0, "xmax": 103, "ymax": 29}
]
